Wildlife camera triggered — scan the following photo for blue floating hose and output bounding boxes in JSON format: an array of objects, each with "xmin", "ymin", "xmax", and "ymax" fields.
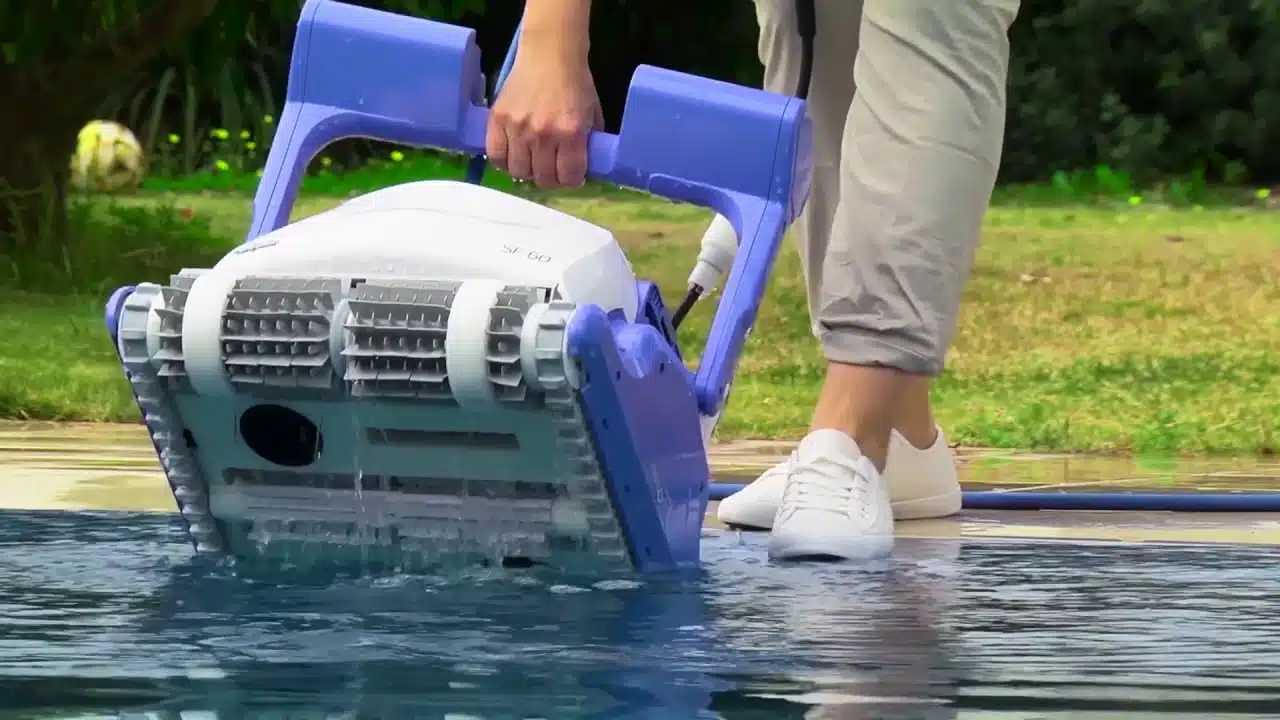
[
  {"xmin": 708, "ymin": 483, "xmax": 1280, "ymax": 512},
  {"xmin": 464, "ymin": 18, "xmax": 523, "ymax": 184}
]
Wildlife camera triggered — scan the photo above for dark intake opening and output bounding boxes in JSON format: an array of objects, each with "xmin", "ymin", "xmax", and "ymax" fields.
[{"xmin": 239, "ymin": 404, "xmax": 323, "ymax": 467}]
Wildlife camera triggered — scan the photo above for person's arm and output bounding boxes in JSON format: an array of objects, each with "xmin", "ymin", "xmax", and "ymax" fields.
[{"xmin": 517, "ymin": 0, "xmax": 592, "ymax": 65}]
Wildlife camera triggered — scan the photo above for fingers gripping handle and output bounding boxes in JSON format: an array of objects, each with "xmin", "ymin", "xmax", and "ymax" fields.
[
  {"xmin": 247, "ymin": 0, "xmax": 812, "ymax": 415},
  {"xmin": 460, "ymin": 109, "xmax": 625, "ymax": 183}
]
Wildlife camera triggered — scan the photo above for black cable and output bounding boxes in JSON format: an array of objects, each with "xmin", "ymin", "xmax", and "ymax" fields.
[
  {"xmin": 670, "ymin": 0, "xmax": 816, "ymax": 331},
  {"xmin": 794, "ymin": 0, "xmax": 816, "ymax": 98},
  {"xmin": 670, "ymin": 287, "xmax": 700, "ymax": 328}
]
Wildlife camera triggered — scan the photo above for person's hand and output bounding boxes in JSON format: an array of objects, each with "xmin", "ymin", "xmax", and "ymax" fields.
[{"xmin": 486, "ymin": 47, "xmax": 604, "ymax": 188}]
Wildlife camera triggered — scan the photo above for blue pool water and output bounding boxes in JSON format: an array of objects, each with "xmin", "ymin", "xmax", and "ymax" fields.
[{"xmin": 2, "ymin": 510, "xmax": 1278, "ymax": 718}]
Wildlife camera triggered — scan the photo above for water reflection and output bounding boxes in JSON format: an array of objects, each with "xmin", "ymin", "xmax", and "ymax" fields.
[
  {"xmin": 2, "ymin": 512, "xmax": 1280, "ymax": 717},
  {"xmin": 126, "ymin": 536, "xmax": 963, "ymax": 717}
]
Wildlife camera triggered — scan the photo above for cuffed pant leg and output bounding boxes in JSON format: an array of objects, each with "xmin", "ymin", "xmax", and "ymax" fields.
[
  {"xmin": 818, "ymin": 0, "xmax": 1020, "ymax": 374},
  {"xmin": 752, "ymin": 0, "xmax": 862, "ymax": 337}
]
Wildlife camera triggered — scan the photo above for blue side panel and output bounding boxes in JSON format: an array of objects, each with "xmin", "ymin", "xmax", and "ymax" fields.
[
  {"xmin": 635, "ymin": 280, "xmax": 681, "ymax": 362},
  {"xmin": 104, "ymin": 285, "xmax": 134, "ymax": 346},
  {"xmin": 566, "ymin": 305, "xmax": 709, "ymax": 572}
]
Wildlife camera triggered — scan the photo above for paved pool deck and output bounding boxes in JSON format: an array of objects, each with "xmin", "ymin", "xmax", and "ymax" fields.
[{"xmin": 4, "ymin": 421, "xmax": 1279, "ymax": 546}]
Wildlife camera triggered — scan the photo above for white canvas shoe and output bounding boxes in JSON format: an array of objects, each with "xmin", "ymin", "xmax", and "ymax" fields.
[
  {"xmin": 768, "ymin": 429, "xmax": 894, "ymax": 561},
  {"xmin": 717, "ymin": 426, "xmax": 961, "ymax": 530}
]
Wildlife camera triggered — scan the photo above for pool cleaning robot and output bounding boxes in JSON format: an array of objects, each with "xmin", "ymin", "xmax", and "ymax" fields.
[{"xmin": 104, "ymin": 0, "xmax": 810, "ymax": 574}]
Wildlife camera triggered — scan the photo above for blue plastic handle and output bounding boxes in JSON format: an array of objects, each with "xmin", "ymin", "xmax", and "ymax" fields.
[
  {"xmin": 246, "ymin": 0, "xmax": 812, "ymax": 416},
  {"xmin": 462, "ymin": 17, "xmax": 521, "ymax": 184}
]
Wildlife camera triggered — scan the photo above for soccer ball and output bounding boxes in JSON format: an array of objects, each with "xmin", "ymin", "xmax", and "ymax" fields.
[{"xmin": 70, "ymin": 120, "xmax": 145, "ymax": 192}]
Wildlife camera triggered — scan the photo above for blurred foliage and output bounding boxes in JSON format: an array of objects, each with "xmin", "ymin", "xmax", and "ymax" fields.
[
  {"xmin": 0, "ymin": 0, "xmax": 223, "ymax": 248},
  {"xmin": 87, "ymin": 0, "xmax": 759, "ymax": 175},
  {"xmin": 0, "ymin": 0, "xmax": 490, "ymax": 246},
  {"xmin": 4, "ymin": 0, "xmax": 1280, "ymax": 231},
  {"xmin": 92, "ymin": 0, "xmax": 1280, "ymax": 184},
  {"xmin": 93, "ymin": 0, "xmax": 491, "ymax": 173},
  {"xmin": 1005, "ymin": 0, "xmax": 1280, "ymax": 183}
]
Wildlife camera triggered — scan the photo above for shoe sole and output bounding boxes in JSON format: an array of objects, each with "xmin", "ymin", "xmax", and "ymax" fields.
[
  {"xmin": 721, "ymin": 487, "xmax": 962, "ymax": 531},
  {"xmin": 768, "ymin": 534, "xmax": 894, "ymax": 562}
]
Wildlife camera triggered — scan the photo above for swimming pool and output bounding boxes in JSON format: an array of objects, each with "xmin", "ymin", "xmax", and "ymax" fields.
[{"xmin": 3, "ymin": 509, "xmax": 1277, "ymax": 718}]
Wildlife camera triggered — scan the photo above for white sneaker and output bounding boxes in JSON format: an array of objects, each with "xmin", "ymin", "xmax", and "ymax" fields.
[
  {"xmin": 717, "ymin": 426, "xmax": 961, "ymax": 530},
  {"xmin": 768, "ymin": 429, "xmax": 894, "ymax": 561}
]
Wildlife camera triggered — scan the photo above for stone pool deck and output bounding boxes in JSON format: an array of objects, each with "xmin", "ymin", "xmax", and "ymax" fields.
[{"xmin": 3, "ymin": 421, "xmax": 1279, "ymax": 546}]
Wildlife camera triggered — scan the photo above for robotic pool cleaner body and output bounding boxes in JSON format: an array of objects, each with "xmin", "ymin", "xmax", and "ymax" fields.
[
  {"xmin": 105, "ymin": 0, "xmax": 811, "ymax": 574},
  {"xmin": 115, "ymin": 183, "xmax": 685, "ymax": 575}
]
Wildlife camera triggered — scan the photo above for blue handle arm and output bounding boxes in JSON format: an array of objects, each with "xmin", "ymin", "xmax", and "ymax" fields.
[
  {"xmin": 463, "ymin": 17, "xmax": 521, "ymax": 184},
  {"xmin": 248, "ymin": 0, "xmax": 812, "ymax": 415}
]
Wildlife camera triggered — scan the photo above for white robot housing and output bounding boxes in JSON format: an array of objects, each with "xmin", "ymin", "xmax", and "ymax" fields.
[{"xmin": 116, "ymin": 182, "xmax": 649, "ymax": 572}]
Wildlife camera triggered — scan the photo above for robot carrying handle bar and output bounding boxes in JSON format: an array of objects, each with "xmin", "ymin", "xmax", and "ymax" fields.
[{"xmin": 246, "ymin": 0, "xmax": 812, "ymax": 415}]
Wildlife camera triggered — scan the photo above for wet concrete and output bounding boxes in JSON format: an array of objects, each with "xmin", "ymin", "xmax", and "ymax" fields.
[
  {"xmin": 704, "ymin": 507, "xmax": 1280, "ymax": 545},
  {"xmin": 0, "ymin": 422, "xmax": 174, "ymax": 512},
  {"xmin": 713, "ymin": 439, "xmax": 1280, "ymax": 493},
  {"xmin": 3, "ymin": 421, "xmax": 1280, "ymax": 545}
]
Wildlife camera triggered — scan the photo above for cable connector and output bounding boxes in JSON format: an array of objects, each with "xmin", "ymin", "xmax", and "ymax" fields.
[
  {"xmin": 687, "ymin": 213, "xmax": 738, "ymax": 292},
  {"xmin": 671, "ymin": 214, "xmax": 739, "ymax": 329},
  {"xmin": 671, "ymin": 0, "xmax": 813, "ymax": 330}
]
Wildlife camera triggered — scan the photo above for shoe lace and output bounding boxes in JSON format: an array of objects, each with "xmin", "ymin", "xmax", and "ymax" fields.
[{"xmin": 783, "ymin": 455, "xmax": 871, "ymax": 512}]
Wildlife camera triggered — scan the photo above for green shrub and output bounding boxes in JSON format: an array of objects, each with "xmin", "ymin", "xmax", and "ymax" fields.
[
  {"xmin": 1004, "ymin": 0, "xmax": 1280, "ymax": 183},
  {"xmin": 0, "ymin": 200, "xmax": 231, "ymax": 295},
  {"xmin": 91, "ymin": 0, "xmax": 1280, "ymax": 184}
]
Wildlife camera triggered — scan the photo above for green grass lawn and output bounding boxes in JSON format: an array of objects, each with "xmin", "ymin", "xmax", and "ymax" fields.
[{"xmin": 2, "ymin": 190, "xmax": 1278, "ymax": 454}]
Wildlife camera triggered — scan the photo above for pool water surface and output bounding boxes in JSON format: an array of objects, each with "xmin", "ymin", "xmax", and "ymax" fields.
[{"xmin": 2, "ymin": 510, "xmax": 1278, "ymax": 718}]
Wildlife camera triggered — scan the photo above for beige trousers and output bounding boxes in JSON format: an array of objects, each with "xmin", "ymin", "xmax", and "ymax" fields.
[{"xmin": 754, "ymin": 0, "xmax": 1019, "ymax": 374}]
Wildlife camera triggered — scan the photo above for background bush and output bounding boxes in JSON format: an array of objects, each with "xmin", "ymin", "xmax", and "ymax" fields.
[{"xmin": 98, "ymin": 0, "xmax": 1280, "ymax": 184}]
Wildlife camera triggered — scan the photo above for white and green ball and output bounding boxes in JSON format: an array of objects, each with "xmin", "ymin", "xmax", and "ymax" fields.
[{"xmin": 70, "ymin": 120, "xmax": 145, "ymax": 192}]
